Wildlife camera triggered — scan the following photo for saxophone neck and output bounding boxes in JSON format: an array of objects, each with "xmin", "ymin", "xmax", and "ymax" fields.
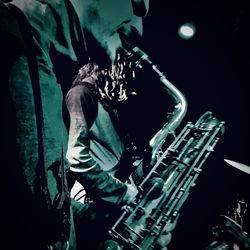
[
  {"xmin": 149, "ymin": 73, "xmax": 187, "ymax": 151},
  {"xmin": 148, "ymin": 62, "xmax": 188, "ymax": 158},
  {"xmin": 122, "ymin": 44, "xmax": 188, "ymax": 159}
]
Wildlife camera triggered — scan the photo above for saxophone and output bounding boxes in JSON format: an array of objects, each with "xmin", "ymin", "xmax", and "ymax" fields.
[{"xmin": 108, "ymin": 46, "xmax": 225, "ymax": 250}]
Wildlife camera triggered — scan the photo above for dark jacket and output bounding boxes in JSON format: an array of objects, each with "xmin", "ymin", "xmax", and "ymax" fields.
[
  {"xmin": 66, "ymin": 83, "xmax": 128, "ymax": 205},
  {"xmin": 0, "ymin": 0, "xmax": 87, "ymax": 249}
]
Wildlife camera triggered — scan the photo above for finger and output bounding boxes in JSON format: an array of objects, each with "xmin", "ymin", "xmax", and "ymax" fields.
[{"xmin": 156, "ymin": 232, "xmax": 172, "ymax": 248}]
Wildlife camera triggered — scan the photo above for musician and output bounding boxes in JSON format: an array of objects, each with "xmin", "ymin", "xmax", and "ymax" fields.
[
  {"xmin": 0, "ymin": 0, "xmax": 149, "ymax": 249},
  {"xmin": 66, "ymin": 51, "xmax": 176, "ymax": 249},
  {"xmin": 65, "ymin": 57, "xmax": 136, "ymax": 247},
  {"xmin": 64, "ymin": 0, "xmax": 177, "ymax": 248}
]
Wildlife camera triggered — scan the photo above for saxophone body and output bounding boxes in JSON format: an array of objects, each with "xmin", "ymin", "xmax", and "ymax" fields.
[{"xmin": 108, "ymin": 46, "xmax": 225, "ymax": 250}]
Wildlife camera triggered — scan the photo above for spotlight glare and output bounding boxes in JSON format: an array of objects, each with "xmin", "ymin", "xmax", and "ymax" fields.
[{"xmin": 178, "ymin": 23, "xmax": 196, "ymax": 40}]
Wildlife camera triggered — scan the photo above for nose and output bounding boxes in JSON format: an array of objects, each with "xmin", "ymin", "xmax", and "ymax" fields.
[{"xmin": 131, "ymin": 0, "xmax": 150, "ymax": 18}]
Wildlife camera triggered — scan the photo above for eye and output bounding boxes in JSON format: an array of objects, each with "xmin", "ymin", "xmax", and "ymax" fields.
[{"xmin": 131, "ymin": 0, "xmax": 149, "ymax": 18}]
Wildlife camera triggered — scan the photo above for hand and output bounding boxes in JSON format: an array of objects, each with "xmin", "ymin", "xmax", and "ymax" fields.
[
  {"xmin": 156, "ymin": 231, "xmax": 172, "ymax": 250},
  {"xmin": 103, "ymin": 239, "xmax": 122, "ymax": 250},
  {"xmin": 156, "ymin": 215, "xmax": 179, "ymax": 250},
  {"xmin": 122, "ymin": 183, "xmax": 138, "ymax": 204}
]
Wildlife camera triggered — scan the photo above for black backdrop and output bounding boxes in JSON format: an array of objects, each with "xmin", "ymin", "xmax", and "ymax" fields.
[
  {"xmin": 1, "ymin": 0, "xmax": 249, "ymax": 249},
  {"xmin": 140, "ymin": 0, "xmax": 250, "ymax": 249}
]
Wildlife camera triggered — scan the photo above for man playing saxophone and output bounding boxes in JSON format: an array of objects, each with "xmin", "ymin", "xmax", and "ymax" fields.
[{"xmin": 65, "ymin": 52, "xmax": 177, "ymax": 249}]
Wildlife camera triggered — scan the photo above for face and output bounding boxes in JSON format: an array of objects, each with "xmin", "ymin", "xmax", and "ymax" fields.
[{"xmin": 81, "ymin": 0, "xmax": 150, "ymax": 61}]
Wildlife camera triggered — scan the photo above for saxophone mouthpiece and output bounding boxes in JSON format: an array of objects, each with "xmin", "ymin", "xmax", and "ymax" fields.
[
  {"xmin": 118, "ymin": 29, "xmax": 153, "ymax": 66},
  {"xmin": 224, "ymin": 159, "xmax": 250, "ymax": 174}
]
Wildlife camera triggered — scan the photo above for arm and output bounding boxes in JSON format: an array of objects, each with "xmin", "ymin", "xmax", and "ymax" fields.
[{"xmin": 66, "ymin": 84, "xmax": 135, "ymax": 205}]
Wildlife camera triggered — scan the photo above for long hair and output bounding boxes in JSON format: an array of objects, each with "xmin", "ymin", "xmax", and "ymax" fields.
[
  {"xmin": 71, "ymin": 62, "xmax": 100, "ymax": 88},
  {"xmin": 98, "ymin": 52, "xmax": 136, "ymax": 106},
  {"xmin": 72, "ymin": 53, "xmax": 136, "ymax": 109}
]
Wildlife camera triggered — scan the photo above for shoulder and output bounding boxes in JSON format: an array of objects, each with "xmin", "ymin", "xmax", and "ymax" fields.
[
  {"xmin": 66, "ymin": 83, "xmax": 99, "ymax": 126},
  {"xmin": 66, "ymin": 83, "xmax": 98, "ymax": 111}
]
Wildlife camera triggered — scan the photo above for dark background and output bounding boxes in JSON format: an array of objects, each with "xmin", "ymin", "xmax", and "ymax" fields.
[{"xmin": 140, "ymin": 0, "xmax": 250, "ymax": 249}]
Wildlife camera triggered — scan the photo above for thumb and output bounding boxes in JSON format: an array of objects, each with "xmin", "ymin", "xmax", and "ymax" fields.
[{"xmin": 122, "ymin": 184, "xmax": 138, "ymax": 204}]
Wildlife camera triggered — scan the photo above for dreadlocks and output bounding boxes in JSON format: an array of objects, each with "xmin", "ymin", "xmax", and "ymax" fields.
[
  {"xmin": 98, "ymin": 51, "xmax": 136, "ymax": 106},
  {"xmin": 72, "ymin": 62, "xmax": 100, "ymax": 88},
  {"xmin": 72, "ymin": 52, "xmax": 136, "ymax": 109}
]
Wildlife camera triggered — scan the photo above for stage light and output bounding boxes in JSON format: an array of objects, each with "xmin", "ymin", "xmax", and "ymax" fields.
[{"xmin": 178, "ymin": 23, "xmax": 196, "ymax": 40}]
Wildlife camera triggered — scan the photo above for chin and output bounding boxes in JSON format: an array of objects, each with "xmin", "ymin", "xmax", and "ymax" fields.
[
  {"xmin": 106, "ymin": 46, "xmax": 121, "ymax": 63},
  {"xmin": 105, "ymin": 34, "xmax": 123, "ymax": 62}
]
